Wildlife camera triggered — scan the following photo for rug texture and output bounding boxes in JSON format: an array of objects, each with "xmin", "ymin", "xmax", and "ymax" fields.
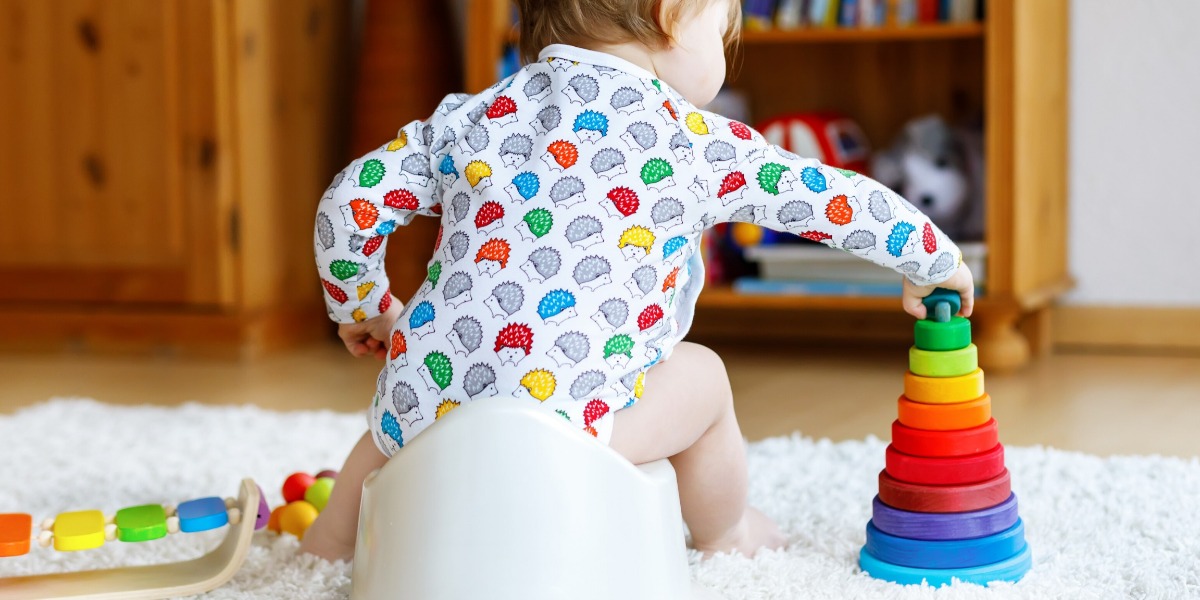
[{"xmin": 1, "ymin": 399, "xmax": 1198, "ymax": 599}]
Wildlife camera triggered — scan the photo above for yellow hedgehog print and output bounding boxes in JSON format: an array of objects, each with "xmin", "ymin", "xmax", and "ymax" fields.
[
  {"xmin": 617, "ymin": 226, "xmax": 655, "ymax": 263},
  {"xmin": 385, "ymin": 131, "xmax": 408, "ymax": 151},
  {"xmin": 464, "ymin": 160, "xmax": 493, "ymax": 192},
  {"xmin": 356, "ymin": 281, "xmax": 376, "ymax": 301},
  {"xmin": 515, "ymin": 369, "xmax": 557, "ymax": 401},
  {"xmin": 685, "ymin": 112, "xmax": 710, "ymax": 135},
  {"xmin": 435, "ymin": 399, "xmax": 461, "ymax": 420}
]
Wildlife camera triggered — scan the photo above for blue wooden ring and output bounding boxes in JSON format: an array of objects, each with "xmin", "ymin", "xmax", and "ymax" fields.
[
  {"xmin": 859, "ymin": 544, "xmax": 1032, "ymax": 586},
  {"xmin": 864, "ymin": 519, "xmax": 1026, "ymax": 569},
  {"xmin": 872, "ymin": 494, "xmax": 1019, "ymax": 540}
]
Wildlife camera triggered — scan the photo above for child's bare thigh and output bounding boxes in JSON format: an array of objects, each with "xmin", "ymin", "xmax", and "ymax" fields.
[{"xmin": 609, "ymin": 341, "xmax": 733, "ymax": 465}]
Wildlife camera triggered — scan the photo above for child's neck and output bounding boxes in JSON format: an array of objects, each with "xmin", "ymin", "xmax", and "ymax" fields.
[{"xmin": 581, "ymin": 41, "xmax": 661, "ymax": 79}]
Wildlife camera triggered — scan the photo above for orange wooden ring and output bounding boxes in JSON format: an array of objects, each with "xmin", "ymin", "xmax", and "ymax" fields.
[
  {"xmin": 903, "ymin": 369, "xmax": 986, "ymax": 404},
  {"xmin": 886, "ymin": 443, "xmax": 1006, "ymax": 485},
  {"xmin": 891, "ymin": 419, "xmax": 999, "ymax": 457},
  {"xmin": 878, "ymin": 469, "xmax": 1013, "ymax": 513},
  {"xmin": 0, "ymin": 513, "xmax": 32, "ymax": 557},
  {"xmin": 897, "ymin": 394, "xmax": 991, "ymax": 431}
]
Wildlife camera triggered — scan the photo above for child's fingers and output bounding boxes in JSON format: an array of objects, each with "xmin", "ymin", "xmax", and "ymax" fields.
[
  {"xmin": 902, "ymin": 293, "xmax": 927, "ymax": 320},
  {"xmin": 374, "ymin": 346, "xmax": 387, "ymax": 360}
]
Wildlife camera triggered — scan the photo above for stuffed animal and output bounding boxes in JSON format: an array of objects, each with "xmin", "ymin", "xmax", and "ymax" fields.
[{"xmin": 871, "ymin": 115, "xmax": 985, "ymax": 241}]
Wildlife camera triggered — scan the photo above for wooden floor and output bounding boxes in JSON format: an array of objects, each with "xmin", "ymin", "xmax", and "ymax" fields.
[{"xmin": 2, "ymin": 341, "xmax": 1198, "ymax": 458}]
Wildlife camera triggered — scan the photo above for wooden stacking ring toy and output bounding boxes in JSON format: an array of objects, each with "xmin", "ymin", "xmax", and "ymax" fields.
[
  {"xmin": 904, "ymin": 369, "xmax": 986, "ymax": 405},
  {"xmin": 913, "ymin": 316, "xmax": 971, "ymax": 351},
  {"xmin": 864, "ymin": 519, "xmax": 1026, "ymax": 569},
  {"xmin": 897, "ymin": 394, "xmax": 990, "ymax": 431},
  {"xmin": 0, "ymin": 513, "xmax": 32, "ymax": 558},
  {"xmin": 858, "ymin": 544, "xmax": 1032, "ymax": 586},
  {"xmin": 909, "ymin": 344, "xmax": 978, "ymax": 378},
  {"xmin": 871, "ymin": 493, "xmax": 1020, "ymax": 540},
  {"xmin": 878, "ymin": 469, "xmax": 1012, "ymax": 513},
  {"xmin": 891, "ymin": 419, "xmax": 999, "ymax": 457},
  {"xmin": 886, "ymin": 443, "xmax": 1005, "ymax": 485}
]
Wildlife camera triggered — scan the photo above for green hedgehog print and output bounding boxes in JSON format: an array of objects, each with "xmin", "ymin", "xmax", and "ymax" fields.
[
  {"xmin": 359, "ymin": 159, "xmax": 385, "ymax": 187},
  {"xmin": 427, "ymin": 260, "xmax": 442, "ymax": 287},
  {"xmin": 756, "ymin": 162, "xmax": 791, "ymax": 195}
]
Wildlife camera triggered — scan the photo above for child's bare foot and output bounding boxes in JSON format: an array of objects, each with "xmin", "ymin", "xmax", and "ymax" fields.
[
  {"xmin": 297, "ymin": 516, "xmax": 356, "ymax": 562},
  {"xmin": 693, "ymin": 506, "xmax": 786, "ymax": 559}
]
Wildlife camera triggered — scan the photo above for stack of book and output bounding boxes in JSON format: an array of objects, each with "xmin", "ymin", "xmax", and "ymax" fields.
[{"xmin": 744, "ymin": 0, "xmax": 984, "ymax": 30}]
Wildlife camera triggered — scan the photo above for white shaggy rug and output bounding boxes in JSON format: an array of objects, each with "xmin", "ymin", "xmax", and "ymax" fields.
[{"xmin": 2, "ymin": 399, "xmax": 1199, "ymax": 599}]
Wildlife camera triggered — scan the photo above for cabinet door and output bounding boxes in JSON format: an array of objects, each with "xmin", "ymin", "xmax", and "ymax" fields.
[{"xmin": 0, "ymin": 0, "xmax": 232, "ymax": 306}]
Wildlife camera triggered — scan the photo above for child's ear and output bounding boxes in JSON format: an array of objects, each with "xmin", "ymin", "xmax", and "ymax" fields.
[{"xmin": 653, "ymin": 0, "xmax": 680, "ymax": 47}]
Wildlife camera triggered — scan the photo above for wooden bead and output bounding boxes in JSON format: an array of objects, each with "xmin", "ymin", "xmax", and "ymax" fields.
[
  {"xmin": 114, "ymin": 504, "xmax": 168, "ymax": 543},
  {"xmin": 904, "ymin": 369, "xmax": 985, "ymax": 404},
  {"xmin": 914, "ymin": 317, "xmax": 971, "ymax": 351},
  {"xmin": 897, "ymin": 394, "xmax": 991, "ymax": 431},
  {"xmin": 864, "ymin": 519, "xmax": 1026, "ymax": 569},
  {"xmin": 859, "ymin": 544, "xmax": 1032, "ymax": 586},
  {"xmin": 53, "ymin": 510, "xmax": 107, "ymax": 552},
  {"xmin": 886, "ymin": 443, "xmax": 1005, "ymax": 485},
  {"xmin": 908, "ymin": 344, "xmax": 978, "ymax": 378},
  {"xmin": 177, "ymin": 497, "xmax": 229, "ymax": 533},
  {"xmin": 891, "ymin": 419, "xmax": 999, "ymax": 457},
  {"xmin": 871, "ymin": 493, "xmax": 1019, "ymax": 540},
  {"xmin": 878, "ymin": 469, "xmax": 1013, "ymax": 513}
]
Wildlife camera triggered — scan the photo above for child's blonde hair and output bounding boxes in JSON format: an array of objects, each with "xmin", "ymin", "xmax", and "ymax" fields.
[{"xmin": 513, "ymin": 0, "xmax": 742, "ymax": 65}]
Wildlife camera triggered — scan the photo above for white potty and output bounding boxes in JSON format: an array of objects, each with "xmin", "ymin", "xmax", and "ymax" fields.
[{"xmin": 351, "ymin": 397, "xmax": 720, "ymax": 600}]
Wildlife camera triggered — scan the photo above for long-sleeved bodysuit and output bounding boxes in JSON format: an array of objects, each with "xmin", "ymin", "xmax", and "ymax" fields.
[{"xmin": 315, "ymin": 44, "xmax": 962, "ymax": 456}]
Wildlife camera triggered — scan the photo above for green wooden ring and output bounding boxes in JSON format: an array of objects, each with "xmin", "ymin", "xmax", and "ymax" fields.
[
  {"xmin": 909, "ymin": 344, "xmax": 979, "ymax": 378},
  {"xmin": 914, "ymin": 317, "xmax": 971, "ymax": 351}
]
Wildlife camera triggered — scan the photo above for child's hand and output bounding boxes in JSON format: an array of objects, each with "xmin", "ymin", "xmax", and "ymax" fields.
[
  {"xmin": 337, "ymin": 295, "xmax": 403, "ymax": 360},
  {"xmin": 901, "ymin": 263, "xmax": 975, "ymax": 320}
]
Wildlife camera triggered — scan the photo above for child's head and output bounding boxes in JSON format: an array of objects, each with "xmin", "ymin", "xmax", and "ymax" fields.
[{"xmin": 515, "ymin": 0, "xmax": 741, "ymax": 106}]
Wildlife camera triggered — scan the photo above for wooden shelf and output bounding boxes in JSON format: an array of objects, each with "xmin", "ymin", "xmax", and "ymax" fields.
[
  {"xmin": 739, "ymin": 23, "xmax": 985, "ymax": 43},
  {"xmin": 697, "ymin": 285, "xmax": 902, "ymax": 311}
]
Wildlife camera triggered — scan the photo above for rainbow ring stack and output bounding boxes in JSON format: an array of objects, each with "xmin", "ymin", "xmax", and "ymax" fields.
[{"xmin": 858, "ymin": 288, "xmax": 1032, "ymax": 586}]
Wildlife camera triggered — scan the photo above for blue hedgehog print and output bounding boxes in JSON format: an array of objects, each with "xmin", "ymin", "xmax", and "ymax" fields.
[
  {"xmin": 799, "ymin": 166, "xmax": 828, "ymax": 193},
  {"xmin": 376, "ymin": 220, "xmax": 397, "ymax": 236},
  {"xmin": 885, "ymin": 222, "xmax": 918, "ymax": 257},
  {"xmin": 439, "ymin": 154, "xmax": 457, "ymax": 179},
  {"xmin": 508, "ymin": 171, "xmax": 540, "ymax": 201},
  {"xmin": 380, "ymin": 411, "xmax": 404, "ymax": 453},
  {"xmin": 409, "ymin": 301, "xmax": 435, "ymax": 329},
  {"xmin": 662, "ymin": 236, "xmax": 687, "ymax": 259},
  {"xmin": 538, "ymin": 289, "xmax": 578, "ymax": 324},
  {"xmin": 573, "ymin": 110, "xmax": 609, "ymax": 143}
]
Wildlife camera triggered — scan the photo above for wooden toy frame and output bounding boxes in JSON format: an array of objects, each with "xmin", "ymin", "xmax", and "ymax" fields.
[{"xmin": 0, "ymin": 479, "xmax": 258, "ymax": 600}]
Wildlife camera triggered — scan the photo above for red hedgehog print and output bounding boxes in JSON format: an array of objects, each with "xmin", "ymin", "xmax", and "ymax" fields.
[
  {"xmin": 475, "ymin": 201, "xmax": 505, "ymax": 233},
  {"xmin": 922, "ymin": 222, "xmax": 938, "ymax": 253},
  {"xmin": 729, "ymin": 121, "xmax": 753, "ymax": 140},
  {"xmin": 378, "ymin": 291, "xmax": 392, "ymax": 313},
  {"xmin": 825, "ymin": 195, "xmax": 859, "ymax": 225},
  {"xmin": 345, "ymin": 199, "xmax": 378, "ymax": 230},
  {"xmin": 487, "ymin": 95, "xmax": 519, "ymax": 126},
  {"xmin": 474, "ymin": 238, "xmax": 511, "ymax": 276},
  {"xmin": 660, "ymin": 99, "xmax": 678, "ymax": 122},
  {"xmin": 662, "ymin": 266, "xmax": 679, "ymax": 292},
  {"xmin": 638, "ymin": 304, "xmax": 664, "ymax": 331},
  {"xmin": 583, "ymin": 399, "xmax": 609, "ymax": 426},
  {"xmin": 434, "ymin": 226, "xmax": 444, "ymax": 252},
  {"xmin": 717, "ymin": 171, "xmax": 747, "ymax": 205},
  {"xmin": 322, "ymin": 279, "xmax": 347, "ymax": 304},
  {"xmin": 494, "ymin": 323, "xmax": 535, "ymax": 365},
  {"xmin": 389, "ymin": 329, "xmax": 408, "ymax": 368},
  {"xmin": 361, "ymin": 235, "xmax": 384, "ymax": 257},
  {"xmin": 605, "ymin": 186, "xmax": 639, "ymax": 218},
  {"xmin": 799, "ymin": 231, "xmax": 833, "ymax": 244},
  {"xmin": 384, "ymin": 189, "xmax": 419, "ymax": 211},
  {"xmin": 544, "ymin": 140, "xmax": 579, "ymax": 171}
]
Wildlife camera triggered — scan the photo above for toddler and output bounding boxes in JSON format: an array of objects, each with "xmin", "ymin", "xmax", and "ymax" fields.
[{"xmin": 302, "ymin": 0, "xmax": 975, "ymax": 562}]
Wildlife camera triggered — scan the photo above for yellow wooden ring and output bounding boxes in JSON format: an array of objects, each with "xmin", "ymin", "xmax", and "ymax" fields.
[
  {"xmin": 904, "ymin": 368, "xmax": 985, "ymax": 404},
  {"xmin": 53, "ymin": 510, "xmax": 106, "ymax": 552},
  {"xmin": 898, "ymin": 394, "xmax": 991, "ymax": 431},
  {"xmin": 909, "ymin": 344, "xmax": 978, "ymax": 378}
]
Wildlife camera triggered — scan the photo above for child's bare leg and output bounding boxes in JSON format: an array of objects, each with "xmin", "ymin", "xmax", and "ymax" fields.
[
  {"xmin": 299, "ymin": 431, "xmax": 388, "ymax": 561},
  {"xmin": 609, "ymin": 342, "xmax": 785, "ymax": 558}
]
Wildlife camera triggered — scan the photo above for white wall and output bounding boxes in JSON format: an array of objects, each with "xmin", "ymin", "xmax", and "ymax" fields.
[{"xmin": 1066, "ymin": 0, "xmax": 1200, "ymax": 306}]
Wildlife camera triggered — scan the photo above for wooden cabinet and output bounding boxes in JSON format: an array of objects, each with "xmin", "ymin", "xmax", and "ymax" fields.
[
  {"xmin": 0, "ymin": 0, "xmax": 351, "ymax": 355},
  {"xmin": 462, "ymin": 0, "xmax": 1070, "ymax": 371}
]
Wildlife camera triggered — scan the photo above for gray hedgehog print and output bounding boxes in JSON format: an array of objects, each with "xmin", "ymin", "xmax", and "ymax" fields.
[
  {"xmin": 610, "ymin": 87, "xmax": 644, "ymax": 113},
  {"xmin": 431, "ymin": 126, "xmax": 456, "ymax": 153},
  {"xmin": 688, "ymin": 176, "xmax": 709, "ymax": 201},
  {"xmin": 897, "ymin": 193, "xmax": 919, "ymax": 213},
  {"xmin": 868, "ymin": 191, "xmax": 894, "ymax": 223},
  {"xmin": 463, "ymin": 363, "xmax": 498, "ymax": 398},
  {"xmin": 897, "ymin": 261, "xmax": 920, "ymax": 274},
  {"xmin": 565, "ymin": 75, "xmax": 599, "ymax": 104},
  {"xmin": 625, "ymin": 265, "xmax": 657, "ymax": 298},
  {"xmin": 322, "ymin": 169, "xmax": 345, "ymax": 200},
  {"xmin": 450, "ymin": 193, "xmax": 471, "ymax": 224},
  {"xmin": 392, "ymin": 382, "xmax": 424, "ymax": 426},
  {"xmin": 590, "ymin": 148, "xmax": 627, "ymax": 180},
  {"xmin": 465, "ymin": 102, "xmax": 488, "ymax": 125},
  {"xmin": 929, "ymin": 252, "xmax": 955, "ymax": 278},
  {"xmin": 570, "ymin": 370, "xmax": 606, "ymax": 400},
  {"xmin": 549, "ymin": 176, "xmax": 586, "ymax": 207},
  {"xmin": 842, "ymin": 230, "xmax": 877, "ymax": 253},
  {"xmin": 704, "ymin": 140, "xmax": 736, "ymax": 171},
  {"xmin": 436, "ymin": 95, "xmax": 467, "ymax": 115},
  {"xmin": 549, "ymin": 332, "xmax": 590, "ymax": 367},
  {"xmin": 593, "ymin": 65, "xmax": 618, "ymax": 78},
  {"xmin": 621, "ymin": 122, "xmax": 657, "ymax": 152},
  {"xmin": 400, "ymin": 154, "xmax": 433, "ymax": 185},
  {"xmin": 459, "ymin": 126, "xmax": 490, "ymax": 154},
  {"xmin": 778, "ymin": 200, "xmax": 814, "ymax": 229},
  {"xmin": 523, "ymin": 72, "xmax": 552, "ymax": 101},
  {"xmin": 532, "ymin": 105, "xmax": 562, "ymax": 133},
  {"xmin": 447, "ymin": 231, "xmax": 470, "ymax": 263},
  {"xmin": 592, "ymin": 298, "xmax": 629, "ymax": 331},
  {"xmin": 729, "ymin": 204, "xmax": 766, "ymax": 224},
  {"xmin": 521, "ymin": 247, "xmax": 562, "ymax": 284},
  {"xmin": 573, "ymin": 256, "xmax": 612, "ymax": 291},
  {"xmin": 565, "ymin": 215, "xmax": 604, "ymax": 249},
  {"xmin": 442, "ymin": 271, "xmax": 473, "ymax": 308},
  {"xmin": 651, "ymin": 197, "xmax": 685, "ymax": 228},
  {"xmin": 499, "ymin": 133, "xmax": 533, "ymax": 168},
  {"xmin": 316, "ymin": 212, "xmax": 335, "ymax": 250},
  {"xmin": 420, "ymin": 123, "xmax": 435, "ymax": 147},
  {"xmin": 619, "ymin": 369, "xmax": 641, "ymax": 392},
  {"xmin": 669, "ymin": 130, "xmax": 694, "ymax": 164},
  {"xmin": 773, "ymin": 145, "xmax": 800, "ymax": 161},
  {"xmin": 485, "ymin": 281, "xmax": 524, "ymax": 318},
  {"xmin": 447, "ymin": 316, "xmax": 483, "ymax": 356}
]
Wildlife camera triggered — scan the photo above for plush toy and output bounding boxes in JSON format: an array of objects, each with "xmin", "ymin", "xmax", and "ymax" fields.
[{"xmin": 871, "ymin": 115, "xmax": 985, "ymax": 241}]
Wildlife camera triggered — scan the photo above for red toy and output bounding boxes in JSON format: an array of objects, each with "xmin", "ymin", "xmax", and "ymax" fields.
[{"xmin": 755, "ymin": 112, "xmax": 872, "ymax": 175}]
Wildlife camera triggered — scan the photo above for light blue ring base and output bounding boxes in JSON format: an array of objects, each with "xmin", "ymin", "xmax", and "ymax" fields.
[{"xmin": 859, "ymin": 545, "xmax": 1032, "ymax": 586}]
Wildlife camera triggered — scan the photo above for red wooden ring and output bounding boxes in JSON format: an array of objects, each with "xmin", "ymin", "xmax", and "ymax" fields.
[
  {"xmin": 886, "ymin": 443, "xmax": 1005, "ymax": 485},
  {"xmin": 891, "ymin": 419, "xmax": 999, "ymax": 457},
  {"xmin": 877, "ymin": 469, "xmax": 1012, "ymax": 513}
]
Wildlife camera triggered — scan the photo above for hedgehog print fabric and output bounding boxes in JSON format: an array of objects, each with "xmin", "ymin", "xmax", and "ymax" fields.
[{"xmin": 315, "ymin": 44, "xmax": 962, "ymax": 457}]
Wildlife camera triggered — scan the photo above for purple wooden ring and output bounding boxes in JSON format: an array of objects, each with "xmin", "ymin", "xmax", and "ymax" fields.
[
  {"xmin": 871, "ymin": 493, "xmax": 1019, "ymax": 540},
  {"xmin": 255, "ymin": 484, "xmax": 271, "ymax": 531}
]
